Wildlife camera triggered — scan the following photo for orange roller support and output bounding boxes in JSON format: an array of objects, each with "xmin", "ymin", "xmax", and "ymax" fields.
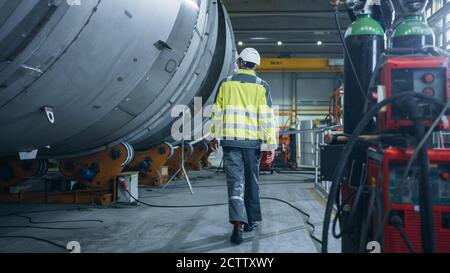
[
  {"xmin": 187, "ymin": 142, "xmax": 210, "ymax": 171},
  {"xmin": 0, "ymin": 157, "xmax": 49, "ymax": 193},
  {"xmin": 59, "ymin": 143, "xmax": 133, "ymax": 191},
  {"xmin": 127, "ymin": 142, "xmax": 174, "ymax": 186}
]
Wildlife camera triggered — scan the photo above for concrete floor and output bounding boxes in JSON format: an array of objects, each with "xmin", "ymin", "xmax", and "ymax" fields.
[{"xmin": 0, "ymin": 170, "xmax": 340, "ymax": 253}]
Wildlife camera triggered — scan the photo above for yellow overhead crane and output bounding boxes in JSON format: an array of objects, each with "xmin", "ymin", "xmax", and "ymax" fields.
[{"xmin": 258, "ymin": 58, "xmax": 343, "ymax": 73}]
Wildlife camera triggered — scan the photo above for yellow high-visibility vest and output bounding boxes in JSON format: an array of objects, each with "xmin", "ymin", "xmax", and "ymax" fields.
[{"xmin": 210, "ymin": 69, "xmax": 277, "ymax": 150}]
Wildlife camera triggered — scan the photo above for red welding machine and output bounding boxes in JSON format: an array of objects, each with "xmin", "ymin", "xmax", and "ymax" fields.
[
  {"xmin": 367, "ymin": 147, "xmax": 450, "ymax": 253},
  {"xmin": 378, "ymin": 56, "xmax": 450, "ymax": 131}
]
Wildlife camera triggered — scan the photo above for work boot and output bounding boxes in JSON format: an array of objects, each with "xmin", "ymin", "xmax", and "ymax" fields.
[
  {"xmin": 230, "ymin": 227, "xmax": 243, "ymax": 244},
  {"xmin": 243, "ymin": 222, "xmax": 259, "ymax": 232}
]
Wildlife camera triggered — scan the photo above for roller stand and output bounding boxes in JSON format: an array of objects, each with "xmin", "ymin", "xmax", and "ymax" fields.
[
  {"xmin": 0, "ymin": 156, "xmax": 112, "ymax": 206},
  {"xmin": 59, "ymin": 143, "xmax": 133, "ymax": 190},
  {"xmin": 0, "ymin": 190, "xmax": 113, "ymax": 206},
  {"xmin": 127, "ymin": 142, "xmax": 174, "ymax": 186},
  {"xmin": 162, "ymin": 139, "xmax": 194, "ymax": 194},
  {"xmin": 0, "ymin": 157, "xmax": 49, "ymax": 194}
]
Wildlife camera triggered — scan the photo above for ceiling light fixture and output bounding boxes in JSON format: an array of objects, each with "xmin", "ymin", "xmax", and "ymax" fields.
[
  {"xmin": 317, "ymin": 41, "xmax": 323, "ymax": 46},
  {"xmin": 238, "ymin": 41, "xmax": 244, "ymax": 46},
  {"xmin": 277, "ymin": 41, "xmax": 283, "ymax": 46}
]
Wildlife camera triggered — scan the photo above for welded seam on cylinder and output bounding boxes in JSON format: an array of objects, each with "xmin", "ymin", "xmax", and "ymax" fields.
[
  {"xmin": 123, "ymin": 2, "xmax": 216, "ymax": 144},
  {"xmin": 0, "ymin": 0, "xmax": 103, "ymax": 110},
  {"xmin": 0, "ymin": 3, "xmax": 73, "ymax": 85}
]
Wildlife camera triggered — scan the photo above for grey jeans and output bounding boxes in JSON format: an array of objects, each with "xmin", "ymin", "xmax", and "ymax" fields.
[{"xmin": 223, "ymin": 147, "xmax": 262, "ymax": 225}]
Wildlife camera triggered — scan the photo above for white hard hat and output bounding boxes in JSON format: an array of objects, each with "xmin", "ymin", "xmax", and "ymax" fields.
[{"xmin": 238, "ymin": 48, "xmax": 261, "ymax": 66}]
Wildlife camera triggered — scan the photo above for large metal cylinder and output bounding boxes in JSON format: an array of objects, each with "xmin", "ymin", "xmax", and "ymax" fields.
[
  {"xmin": 0, "ymin": 0, "xmax": 235, "ymax": 158},
  {"xmin": 344, "ymin": 14, "xmax": 385, "ymax": 135}
]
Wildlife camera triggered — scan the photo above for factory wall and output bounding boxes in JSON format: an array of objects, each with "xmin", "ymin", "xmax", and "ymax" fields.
[
  {"xmin": 259, "ymin": 72, "xmax": 341, "ymax": 125},
  {"xmin": 259, "ymin": 71, "xmax": 341, "ymax": 168}
]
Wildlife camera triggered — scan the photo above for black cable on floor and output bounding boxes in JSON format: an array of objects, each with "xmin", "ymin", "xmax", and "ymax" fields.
[
  {"xmin": 126, "ymin": 190, "xmax": 322, "ymax": 244},
  {"xmin": 260, "ymin": 197, "xmax": 323, "ymax": 245},
  {"xmin": 274, "ymin": 169, "xmax": 316, "ymax": 176},
  {"xmin": 12, "ymin": 214, "xmax": 104, "ymax": 225},
  {"xmin": 0, "ymin": 236, "xmax": 69, "ymax": 252},
  {"xmin": 0, "ymin": 225, "xmax": 92, "ymax": 230},
  {"xmin": 0, "ymin": 207, "xmax": 104, "ymax": 230},
  {"xmin": 0, "ymin": 207, "xmax": 93, "ymax": 219},
  {"xmin": 332, "ymin": 189, "xmax": 357, "ymax": 239},
  {"xmin": 140, "ymin": 180, "xmax": 312, "ymax": 199},
  {"xmin": 139, "ymin": 177, "xmax": 181, "ymax": 199},
  {"xmin": 127, "ymin": 190, "xmax": 228, "ymax": 208}
]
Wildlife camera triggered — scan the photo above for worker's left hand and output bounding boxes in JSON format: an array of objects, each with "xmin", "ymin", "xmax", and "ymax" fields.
[
  {"xmin": 211, "ymin": 139, "xmax": 219, "ymax": 152},
  {"xmin": 265, "ymin": 150, "xmax": 275, "ymax": 164}
]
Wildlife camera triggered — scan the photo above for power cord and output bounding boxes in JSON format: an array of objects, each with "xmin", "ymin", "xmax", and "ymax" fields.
[
  {"xmin": 332, "ymin": 188, "xmax": 357, "ymax": 239},
  {"xmin": 127, "ymin": 190, "xmax": 227, "ymax": 208},
  {"xmin": 0, "ymin": 207, "xmax": 93, "ymax": 218},
  {"xmin": 0, "ymin": 208, "xmax": 104, "ymax": 252},
  {"xmin": 260, "ymin": 197, "xmax": 322, "ymax": 244},
  {"xmin": 274, "ymin": 169, "xmax": 316, "ymax": 176},
  {"xmin": 0, "ymin": 225, "xmax": 95, "ymax": 230},
  {"xmin": 0, "ymin": 207, "xmax": 104, "ymax": 230},
  {"xmin": 390, "ymin": 215, "xmax": 415, "ymax": 253},
  {"xmin": 401, "ymin": 98, "xmax": 435, "ymax": 252},
  {"xmin": 358, "ymin": 186, "xmax": 377, "ymax": 252},
  {"xmin": 401, "ymin": 100, "xmax": 450, "ymax": 191},
  {"xmin": 0, "ymin": 236, "xmax": 69, "ymax": 252},
  {"xmin": 11, "ymin": 214, "xmax": 103, "ymax": 225},
  {"xmin": 125, "ymin": 190, "xmax": 322, "ymax": 244},
  {"xmin": 140, "ymin": 180, "xmax": 311, "ymax": 199}
]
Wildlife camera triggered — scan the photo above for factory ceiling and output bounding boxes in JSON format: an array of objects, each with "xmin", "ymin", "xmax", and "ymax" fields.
[{"xmin": 222, "ymin": 0, "xmax": 350, "ymax": 58}]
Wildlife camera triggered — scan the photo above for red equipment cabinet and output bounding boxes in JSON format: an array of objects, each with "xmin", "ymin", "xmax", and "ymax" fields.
[
  {"xmin": 367, "ymin": 147, "xmax": 450, "ymax": 253},
  {"xmin": 274, "ymin": 136, "xmax": 290, "ymax": 168},
  {"xmin": 377, "ymin": 57, "xmax": 450, "ymax": 131}
]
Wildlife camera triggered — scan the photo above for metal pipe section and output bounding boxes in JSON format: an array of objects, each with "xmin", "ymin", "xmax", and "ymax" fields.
[{"xmin": 0, "ymin": 0, "xmax": 236, "ymax": 158}]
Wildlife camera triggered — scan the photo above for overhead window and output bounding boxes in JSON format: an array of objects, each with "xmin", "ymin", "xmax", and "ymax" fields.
[{"xmin": 427, "ymin": 0, "xmax": 450, "ymax": 51}]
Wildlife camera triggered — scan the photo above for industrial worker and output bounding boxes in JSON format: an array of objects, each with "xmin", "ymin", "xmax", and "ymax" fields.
[{"xmin": 210, "ymin": 48, "xmax": 277, "ymax": 245}]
